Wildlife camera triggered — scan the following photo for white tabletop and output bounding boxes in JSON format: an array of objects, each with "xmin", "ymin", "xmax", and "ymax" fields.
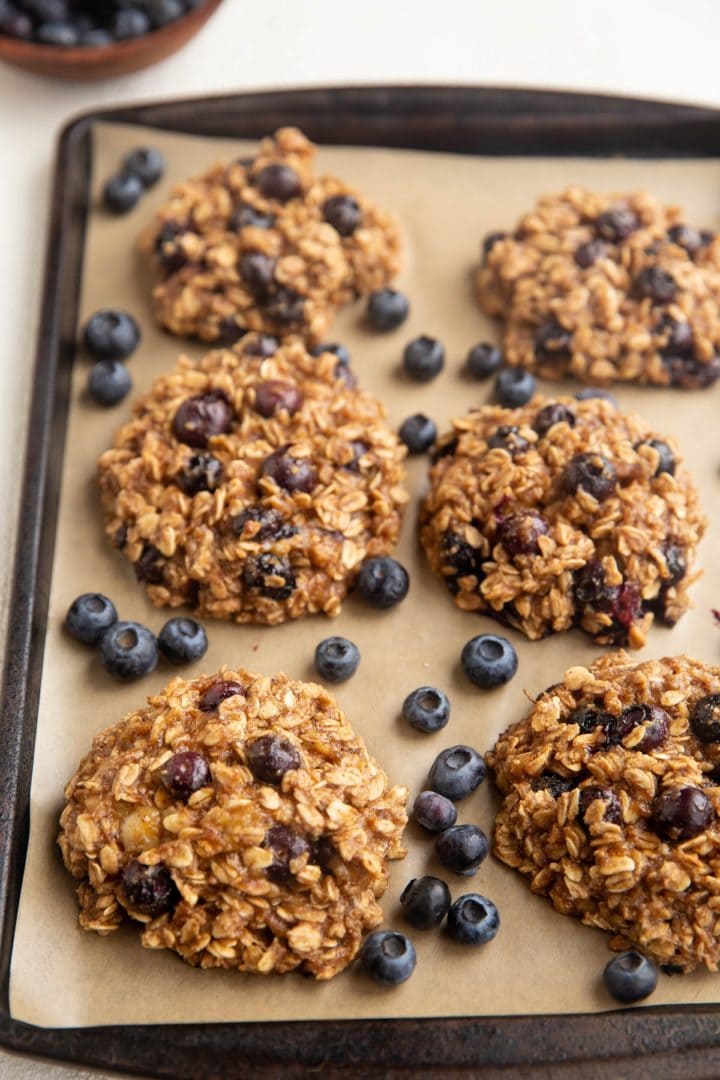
[{"xmin": 2, "ymin": 0, "xmax": 720, "ymax": 1075}]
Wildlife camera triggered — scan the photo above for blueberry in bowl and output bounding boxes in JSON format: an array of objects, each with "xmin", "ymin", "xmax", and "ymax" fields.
[{"xmin": 0, "ymin": 0, "xmax": 224, "ymax": 81}]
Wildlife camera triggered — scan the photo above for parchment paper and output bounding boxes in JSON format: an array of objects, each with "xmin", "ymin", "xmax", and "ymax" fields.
[{"xmin": 9, "ymin": 122, "xmax": 720, "ymax": 1028}]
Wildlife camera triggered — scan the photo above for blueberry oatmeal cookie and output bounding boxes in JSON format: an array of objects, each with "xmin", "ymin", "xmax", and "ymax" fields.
[
  {"xmin": 419, "ymin": 395, "xmax": 705, "ymax": 647},
  {"xmin": 141, "ymin": 127, "xmax": 401, "ymax": 344},
  {"xmin": 97, "ymin": 335, "xmax": 408, "ymax": 624},
  {"xmin": 487, "ymin": 652, "xmax": 720, "ymax": 973},
  {"xmin": 58, "ymin": 668, "xmax": 408, "ymax": 979},
  {"xmin": 476, "ymin": 187, "xmax": 720, "ymax": 387}
]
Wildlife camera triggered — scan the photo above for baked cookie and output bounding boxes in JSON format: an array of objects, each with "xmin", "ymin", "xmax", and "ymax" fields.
[
  {"xmin": 419, "ymin": 395, "xmax": 705, "ymax": 647},
  {"xmin": 97, "ymin": 336, "xmax": 408, "ymax": 624},
  {"xmin": 58, "ymin": 667, "xmax": 408, "ymax": 980},
  {"xmin": 476, "ymin": 187, "xmax": 720, "ymax": 387},
  {"xmin": 487, "ymin": 652, "xmax": 720, "ymax": 973},
  {"xmin": 141, "ymin": 126, "xmax": 400, "ymax": 344}
]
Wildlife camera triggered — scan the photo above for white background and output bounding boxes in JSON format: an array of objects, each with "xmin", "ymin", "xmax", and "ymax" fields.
[{"xmin": 1, "ymin": 0, "xmax": 719, "ymax": 1075}]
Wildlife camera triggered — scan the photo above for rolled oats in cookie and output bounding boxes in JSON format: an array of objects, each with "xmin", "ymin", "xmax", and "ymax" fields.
[
  {"xmin": 476, "ymin": 187, "xmax": 720, "ymax": 387},
  {"xmin": 97, "ymin": 336, "xmax": 408, "ymax": 624},
  {"xmin": 419, "ymin": 395, "xmax": 705, "ymax": 647},
  {"xmin": 140, "ymin": 127, "xmax": 401, "ymax": 344},
  {"xmin": 58, "ymin": 667, "xmax": 408, "ymax": 980},
  {"xmin": 487, "ymin": 652, "xmax": 720, "ymax": 973}
]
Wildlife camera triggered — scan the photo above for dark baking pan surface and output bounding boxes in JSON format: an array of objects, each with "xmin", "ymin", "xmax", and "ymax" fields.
[{"xmin": 3, "ymin": 85, "xmax": 720, "ymax": 1079}]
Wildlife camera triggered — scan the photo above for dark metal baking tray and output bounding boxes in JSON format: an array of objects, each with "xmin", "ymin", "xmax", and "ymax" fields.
[{"xmin": 3, "ymin": 85, "xmax": 720, "ymax": 1079}]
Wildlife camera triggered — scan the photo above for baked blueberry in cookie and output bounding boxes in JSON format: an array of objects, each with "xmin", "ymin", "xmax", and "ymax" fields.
[
  {"xmin": 476, "ymin": 187, "xmax": 720, "ymax": 387},
  {"xmin": 420, "ymin": 394, "xmax": 705, "ymax": 647}
]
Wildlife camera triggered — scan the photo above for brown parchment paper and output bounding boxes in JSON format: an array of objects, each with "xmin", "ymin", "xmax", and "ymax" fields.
[{"xmin": 9, "ymin": 122, "xmax": 720, "ymax": 1028}]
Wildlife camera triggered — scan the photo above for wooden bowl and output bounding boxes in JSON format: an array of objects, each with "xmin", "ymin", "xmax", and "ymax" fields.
[{"xmin": 0, "ymin": 0, "xmax": 223, "ymax": 81}]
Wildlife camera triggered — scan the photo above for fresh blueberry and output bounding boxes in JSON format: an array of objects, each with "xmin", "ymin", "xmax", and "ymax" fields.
[
  {"xmin": 247, "ymin": 735, "xmax": 302, "ymax": 784},
  {"xmin": 160, "ymin": 751, "xmax": 211, "ymax": 799},
  {"xmin": 461, "ymin": 634, "xmax": 518, "ymax": 689},
  {"xmin": 398, "ymin": 413, "xmax": 437, "ymax": 454},
  {"xmin": 446, "ymin": 893, "xmax": 500, "ymax": 945},
  {"xmin": 83, "ymin": 309, "xmax": 140, "ymax": 361},
  {"xmin": 435, "ymin": 824, "xmax": 489, "ymax": 876},
  {"xmin": 575, "ymin": 387, "xmax": 618, "ymax": 407},
  {"xmin": 0, "ymin": 8, "xmax": 32, "ymax": 38},
  {"xmin": 87, "ymin": 359, "xmax": 132, "ymax": 406},
  {"xmin": 494, "ymin": 366, "xmax": 537, "ymax": 407},
  {"xmin": 360, "ymin": 930, "xmax": 416, "ymax": 986},
  {"xmin": 99, "ymin": 621, "xmax": 158, "ymax": 682},
  {"xmin": 356, "ymin": 557, "xmax": 409, "ymax": 609},
  {"xmin": 603, "ymin": 951, "xmax": 658, "ymax": 1004},
  {"xmin": 122, "ymin": 147, "xmax": 165, "ymax": 189},
  {"xmin": 412, "ymin": 790, "xmax": 457, "ymax": 832},
  {"xmin": 402, "ymin": 686, "xmax": 450, "ymax": 734},
  {"xmin": 35, "ymin": 19, "xmax": 78, "ymax": 45},
  {"xmin": 157, "ymin": 617, "xmax": 208, "ymax": 664},
  {"xmin": 400, "ymin": 876, "xmax": 451, "ymax": 930},
  {"xmin": 428, "ymin": 745, "xmax": 486, "ymax": 801},
  {"xmin": 367, "ymin": 288, "xmax": 410, "ymax": 331},
  {"xmin": 122, "ymin": 860, "xmax": 177, "ymax": 917},
  {"xmin": 146, "ymin": 0, "xmax": 185, "ymax": 27},
  {"xmin": 79, "ymin": 27, "xmax": 112, "ymax": 46},
  {"xmin": 314, "ymin": 636, "xmax": 361, "ymax": 683},
  {"xmin": 18, "ymin": 0, "xmax": 67, "ymax": 20},
  {"xmin": 102, "ymin": 171, "xmax": 144, "ymax": 214},
  {"xmin": 309, "ymin": 341, "xmax": 350, "ymax": 366},
  {"xmin": 112, "ymin": 7, "xmax": 151, "ymax": 38},
  {"xmin": 402, "ymin": 335, "xmax": 445, "ymax": 382},
  {"xmin": 466, "ymin": 342, "xmax": 503, "ymax": 379},
  {"xmin": 65, "ymin": 592, "xmax": 117, "ymax": 645}
]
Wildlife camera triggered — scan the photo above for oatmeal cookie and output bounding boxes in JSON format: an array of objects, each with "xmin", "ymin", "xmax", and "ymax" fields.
[
  {"xmin": 487, "ymin": 652, "xmax": 720, "ymax": 973},
  {"xmin": 141, "ymin": 126, "xmax": 400, "ymax": 344},
  {"xmin": 419, "ymin": 395, "xmax": 705, "ymax": 647},
  {"xmin": 476, "ymin": 187, "xmax": 720, "ymax": 387},
  {"xmin": 58, "ymin": 667, "xmax": 408, "ymax": 980},
  {"xmin": 97, "ymin": 336, "xmax": 408, "ymax": 624}
]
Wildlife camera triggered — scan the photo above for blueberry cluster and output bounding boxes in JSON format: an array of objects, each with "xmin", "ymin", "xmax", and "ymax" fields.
[
  {"xmin": 0, "ymin": 1, "xmax": 204, "ymax": 46},
  {"xmin": 82, "ymin": 308, "xmax": 140, "ymax": 405},
  {"xmin": 102, "ymin": 145, "xmax": 166, "ymax": 215},
  {"xmin": 65, "ymin": 592, "xmax": 208, "ymax": 681}
]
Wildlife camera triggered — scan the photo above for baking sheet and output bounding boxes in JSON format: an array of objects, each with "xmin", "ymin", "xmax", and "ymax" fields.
[{"xmin": 9, "ymin": 122, "xmax": 720, "ymax": 1027}]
